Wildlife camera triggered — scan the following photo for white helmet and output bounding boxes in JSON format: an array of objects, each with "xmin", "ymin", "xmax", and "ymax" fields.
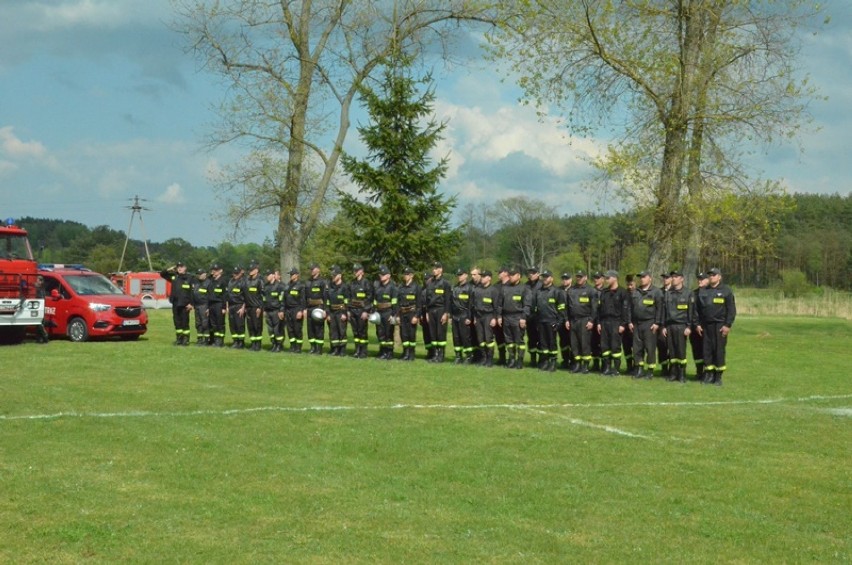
[
  {"xmin": 368, "ymin": 311, "xmax": 381, "ymax": 325},
  {"xmin": 311, "ymin": 307, "xmax": 326, "ymax": 321}
]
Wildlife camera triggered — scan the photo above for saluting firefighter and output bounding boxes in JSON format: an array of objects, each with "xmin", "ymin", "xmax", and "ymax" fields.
[
  {"xmin": 191, "ymin": 267, "xmax": 211, "ymax": 346},
  {"xmin": 695, "ymin": 267, "xmax": 736, "ymax": 386},
  {"xmin": 244, "ymin": 261, "xmax": 265, "ymax": 351},
  {"xmin": 263, "ymin": 269, "xmax": 285, "ymax": 352},
  {"xmin": 226, "ymin": 265, "xmax": 247, "ymax": 349},
  {"xmin": 160, "ymin": 261, "xmax": 194, "ymax": 346},
  {"xmin": 498, "ymin": 267, "xmax": 531, "ymax": 369},
  {"xmin": 472, "ymin": 269, "xmax": 500, "ymax": 367},
  {"xmin": 396, "ymin": 267, "xmax": 422, "ymax": 361},
  {"xmin": 325, "ymin": 265, "xmax": 349, "ymax": 356},
  {"xmin": 662, "ymin": 270, "xmax": 694, "ymax": 383},
  {"xmin": 423, "ymin": 261, "xmax": 452, "ymax": 363},
  {"xmin": 628, "ymin": 270, "xmax": 664, "ymax": 379},
  {"xmin": 450, "ymin": 267, "xmax": 475, "ymax": 364},
  {"xmin": 373, "ymin": 265, "xmax": 398, "ymax": 360},
  {"xmin": 567, "ymin": 270, "xmax": 597, "ymax": 374},
  {"xmin": 207, "ymin": 263, "xmax": 228, "ymax": 347},
  {"xmin": 305, "ymin": 263, "xmax": 327, "ymax": 355},
  {"xmin": 348, "ymin": 263, "xmax": 373, "ymax": 359},
  {"xmin": 283, "ymin": 267, "xmax": 307, "ymax": 353},
  {"xmin": 597, "ymin": 270, "xmax": 631, "ymax": 376},
  {"xmin": 534, "ymin": 270, "xmax": 569, "ymax": 372}
]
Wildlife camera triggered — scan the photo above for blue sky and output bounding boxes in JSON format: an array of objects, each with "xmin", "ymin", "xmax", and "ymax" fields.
[{"xmin": 1, "ymin": 1, "xmax": 850, "ymax": 248}]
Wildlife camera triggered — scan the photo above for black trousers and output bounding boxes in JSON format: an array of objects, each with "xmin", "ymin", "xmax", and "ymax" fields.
[
  {"xmin": 702, "ymin": 322, "xmax": 728, "ymax": 371},
  {"xmin": 194, "ymin": 303, "xmax": 210, "ymax": 338},
  {"xmin": 265, "ymin": 310, "xmax": 283, "ymax": 342},
  {"xmin": 284, "ymin": 308, "xmax": 304, "ymax": 347},
  {"xmin": 633, "ymin": 321, "xmax": 657, "ymax": 368},
  {"xmin": 208, "ymin": 302, "xmax": 225, "ymax": 339},
  {"xmin": 328, "ymin": 310, "xmax": 348, "ymax": 348},
  {"xmin": 172, "ymin": 304, "xmax": 190, "ymax": 335},
  {"xmin": 570, "ymin": 317, "xmax": 592, "ymax": 360},
  {"xmin": 427, "ymin": 308, "xmax": 448, "ymax": 348}
]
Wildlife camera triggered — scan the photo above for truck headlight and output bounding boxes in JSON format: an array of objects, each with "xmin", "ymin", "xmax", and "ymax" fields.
[{"xmin": 89, "ymin": 303, "xmax": 111, "ymax": 312}]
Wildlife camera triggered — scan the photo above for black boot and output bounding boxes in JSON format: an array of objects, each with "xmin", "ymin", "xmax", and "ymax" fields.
[
  {"xmin": 601, "ymin": 358, "xmax": 611, "ymax": 376},
  {"xmin": 498, "ymin": 347, "xmax": 507, "ymax": 367},
  {"xmin": 570, "ymin": 360, "xmax": 581, "ymax": 373},
  {"xmin": 505, "ymin": 349, "xmax": 516, "ymax": 369},
  {"xmin": 529, "ymin": 353, "xmax": 538, "ymax": 369},
  {"xmin": 713, "ymin": 370, "xmax": 723, "ymax": 386},
  {"xmin": 196, "ymin": 337, "xmax": 207, "ymax": 346},
  {"xmin": 454, "ymin": 351, "xmax": 464, "ymax": 364},
  {"xmin": 515, "ymin": 350, "xmax": 524, "ymax": 370},
  {"xmin": 613, "ymin": 358, "xmax": 621, "ymax": 376},
  {"xmin": 547, "ymin": 355, "xmax": 557, "ymax": 372},
  {"xmin": 580, "ymin": 360, "xmax": 590, "ymax": 374},
  {"xmin": 633, "ymin": 365, "xmax": 644, "ymax": 379},
  {"xmin": 484, "ymin": 348, "xmax": 494, "ymax": 368}
]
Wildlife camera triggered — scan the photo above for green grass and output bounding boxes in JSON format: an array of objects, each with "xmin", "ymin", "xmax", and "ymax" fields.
[{"xmin": 1, "ymin": 311, "xmax": 850, "ymax": 563}]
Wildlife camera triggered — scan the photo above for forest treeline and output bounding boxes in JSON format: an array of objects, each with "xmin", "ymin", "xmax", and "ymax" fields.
[{"xmin": 17, "ymin": 192, "xmax": 852, "ymax": 291}]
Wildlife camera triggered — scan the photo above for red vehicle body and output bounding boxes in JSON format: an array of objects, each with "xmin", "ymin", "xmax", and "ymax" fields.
[
  {"xmin": 110, "ymin": 271, "xmax": 171, "ymax": 309},
  {"xmin": 0, "ymin": 218, "xmax": 44, "ymax": 343},
  {"xmin": 40, "ymin": 265, "xmax": 148, "ymax": 342}
]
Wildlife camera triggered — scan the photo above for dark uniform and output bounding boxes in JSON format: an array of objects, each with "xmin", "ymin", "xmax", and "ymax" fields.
[
  {"xmin": 207, "ymin": 264, "xmax": 228, "ymax": 347},
  {"xmin": 472, "ymin": 271, "xmax": 500, "ymax": 367},
  {"xmin": 597, "ymin": 271, "xmax": 631, "ymax": 376},
  {"xmin": 499, "ymin": 269, "xmax": 531, "ymax": 369},
  {"xmin": 525, "ymin": 268, "xmax": 543, "ymax": 368},
  {"xmin": 558, "ymin": 274, "xmax": 573, "ymax": 368},
  {"xmin": 657, "ymin": 273, "xmax": 673, "ymax": 376},
  {"xmin": 420, "ymin": 272, "xmax": 434, "ymax": 359},
  {"xmin": 305, "ymin": 264, "xmax": 327, "ymax": 355},
  {"xmin": 662, "ymin": 272, "xmax": 694, "ymax": 383},
  {"xmin": 534, "ymin": 271, "xmax": 568, "ymax": 372},
  {"xmin": 226, "ymin": 266, "xmax": 247, "ymax": 348},
  {"xmin": 244, "ymin": 262, "xmax": 265, "ymax": 351},
  {"xmin": 263, "ymin": 271, "xmax": 285, "ymax": 352},
  {"xmin": 591, "ymin": 273, "xmax": 605, "ymax": 371},
  {"xmin": 422, "ymin": 262, "xmax": 452, "ymax": 363},
  {"xmin": 492, "ymin": 268, "xmax": 509, "ymax": 365},
  {"xmin": 689, "ymin": 273, "xmax": 709, "ymax": 380},
  {"xmin": 696, "ymin": 268, "xmax": 736, "ymax": 386},
  {"xmin": 567, "ymin": 271, "xmax": 597, "ymax": 374},
  {"xmin": 629, "ymin": 272, "xmax": 664, "ymax": 379},
  {"xmin": 160, "ymin": 262, "xmax": 193, "ymax": 346},
  {"xmin": 348, "ymin": 265, "xmax": 373, "ymax": 359},
  {"xmin": 283, "ymin": 268, "xmax": 307, "ymax": 353},
  {"xmin": 191, "ymin": 269, "xmax": 211, "ymax": 346},
  {"xmin": 373, "ymin": 266, "xmax": 398, "ymax": 360},
  {"xmin": 396, "ymin": 268, "xmax": 422, "ymax": 361},
  {"xmin": 450, "ymin": 269, "xmax": 475, "ymax": 364},
  {"xmin": 325, "ymin": 267, "xmax": 349, "ymax": 356}
]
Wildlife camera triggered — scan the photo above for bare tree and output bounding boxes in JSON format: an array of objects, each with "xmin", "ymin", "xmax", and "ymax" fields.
[{"xmin": 173, "ymin": 0, "xmax": 496, "ymax": 270}]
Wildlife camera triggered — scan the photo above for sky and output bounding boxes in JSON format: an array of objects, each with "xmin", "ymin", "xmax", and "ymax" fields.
[{"xmin": 1, "ymin": 1, "xmax": 851, "ymax": 249}]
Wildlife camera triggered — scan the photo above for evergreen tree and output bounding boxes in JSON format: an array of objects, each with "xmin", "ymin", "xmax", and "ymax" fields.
[{"xmin": 337, "ymin": 54, "xmax": 460, "ymax": 277}]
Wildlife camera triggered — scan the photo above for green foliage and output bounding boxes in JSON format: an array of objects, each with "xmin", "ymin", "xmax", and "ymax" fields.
[
  {"xmin": 779, "ymin": 269, "xmax": 812, "ymax": 298},
  {"xmin": 336, "ymin": 54, "xmax": 460, "ymax": 277}
]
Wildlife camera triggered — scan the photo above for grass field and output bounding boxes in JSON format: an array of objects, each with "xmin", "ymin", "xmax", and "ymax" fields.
[{"xmin": 1, "ymin": 310, "xmax": 850, "ymax": 563}]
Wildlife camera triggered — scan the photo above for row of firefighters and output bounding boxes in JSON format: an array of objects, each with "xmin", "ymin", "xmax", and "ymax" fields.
[{"xmin": 160, "ymin": 260, "xmax": 736, "ymax": 385}]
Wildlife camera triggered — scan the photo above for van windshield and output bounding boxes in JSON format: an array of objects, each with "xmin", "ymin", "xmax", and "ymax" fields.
[{"xmin": 64, "ymin": 274, "xmax": 125, "ymax": 296}]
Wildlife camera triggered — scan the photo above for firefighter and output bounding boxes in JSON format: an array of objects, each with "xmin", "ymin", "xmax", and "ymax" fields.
[
  {"xmin": 597, "ymin": 270, "xmax": 631, "ymax": 376},
  {"xmin": 695, "ymin": 267, "xmax": 736, "ymax": 386},
  {"xmin": 567, "ymin": 270, "xmax": 597, "ymax": 374},
  {"xmin": 263, "ymin": 269, "xmax": 285, "ymax": 352},
  {"xmin": 662, "ymin": 270, "xmax": 694, "ymax": 383},
  {"xmin": 622, "ymin": 274, "xmax": 636, "ymax": 374},
  {"xmin": 524, "ymin": 267, "xmax": 543, "ymax": 368},
  {"xmin": 591, "ymin": 272, "xmax": 605, "ymax": 371},
  {"xmin": 191, "ymin": 268, "xmax": 211, "ymax": 346},
  {"xmin": 558, "ymin": 273, "xmax": 573, "ymax": 368},
  {"xmin": 420, "ymin": 270, "xmax": 434, "ymax": 359},
  {"xmin": 160, "ymin": 261, "xmax": 193, "ymax": 346},
  {"xmin": 325, "ymin": 265, "xmax": 349, "ymax": 356},
  {"xmin": 422, "ymin": 261, "xmax": 451, "ymax": 363},
  {"xmin": 689, "ymin": 272, "xmax": 709, "ymax": 380},
  {"xmin": 373, "ymin": 265, "xmax": 398, "ymax": 360},
  {"xmin": 498, "ymin": 266, "xmax": 531, "ymax": 369},
  {"xmin": 396, "ymin": 266, "xmax": 421, "ymax": 361},
  {"xmin": 305, "ymin": 263, "xmax": 327, "ymax": 355},
  {"xmin": 226, "ymin": 265, "xmax": 247, "ymax": 348},
  {"xmin": 347, "ymin": 263, "xmax": 373, "ymax": 359},
  {"xmin": 657, "ymin": 272, "xmax": 673, "ymax": 376},
  {"xmin": 492, "ymin": 266, "xmax": 510, "ymax": 366},
  {"xmin": 472, "ymin": 269, "xmax": 499, "ymax": 367},
  {"xmin": 450, "ymin": 267, "xmax": 475, "ymax": 364},
  {"xmin": 283, "ymin": 267, "xmax": 307, "ymax": 353},
  {"xmin": 469, "ymin": 266, "xmax": 484, "ymax": 363},
  {"xmin": 628, "ymin": 270, "xmax": 664, "ymax": 379},
  {"xmin": 244, "ymin": 261, "xmax": 265, "ymax": 351},
  {"xmin": 207, "ymin": 263, "xmax": 228, "ymax": 347},
  {"xmin": 534, "ymin": 270, "xmax": 568, "ymax": 372}
]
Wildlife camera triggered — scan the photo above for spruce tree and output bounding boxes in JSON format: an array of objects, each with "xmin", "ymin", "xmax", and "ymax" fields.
[{"xmin": 337, "ymin": 54, "xmax": 460, "ymax": 277}]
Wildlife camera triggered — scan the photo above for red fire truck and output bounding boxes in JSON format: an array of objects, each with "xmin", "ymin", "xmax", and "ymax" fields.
[{"xmin": 0, "ymin": 218, "xmax": 45, "ymax": 343}]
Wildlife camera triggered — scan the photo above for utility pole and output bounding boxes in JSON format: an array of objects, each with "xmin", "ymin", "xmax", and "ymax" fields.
[{"xmin": 118, "ymin": 195, "xmax": 154, "ymax": 272}]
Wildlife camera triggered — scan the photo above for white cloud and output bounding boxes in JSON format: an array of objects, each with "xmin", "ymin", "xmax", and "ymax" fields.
[
  {"xmin": 158, "ymin": 182, "xmax": 187, "ymax": 204},
  {"xmin": 0, "ymin": 126, "xmax": 47, "ymax": 159}
]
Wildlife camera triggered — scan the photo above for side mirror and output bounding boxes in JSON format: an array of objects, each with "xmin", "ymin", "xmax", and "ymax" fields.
[{"xmin": 50, "ymin": 289, "xmax": 61, "ymax": 300}]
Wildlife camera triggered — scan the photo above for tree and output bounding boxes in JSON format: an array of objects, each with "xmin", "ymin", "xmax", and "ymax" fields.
[
  {"xmin": 493, "ymin": 196, "xmax": 566, "ymax": 270},
  {"xmin": 335, "ymin": 54, "xmax": 460, "ymax": 277},
  {"xmin": 174, "ymin": 0, "xmax": 495, "ymax": 273},
  {"xmin": 488, "ymin": 0, "xmax": 823, "ymax": 276}
]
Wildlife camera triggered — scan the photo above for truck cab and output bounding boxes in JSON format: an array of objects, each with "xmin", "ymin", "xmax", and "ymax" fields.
[{"xmin": 0, "ymin": 218, "xmax": 44, "ymax": 343}]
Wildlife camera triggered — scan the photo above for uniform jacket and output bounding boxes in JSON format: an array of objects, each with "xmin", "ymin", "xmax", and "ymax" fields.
[
  {"xmin": 451, "ymin": 280, "xmax": 474, "ymax": 321},
  {"xmin": 535, "ymin": 284, "xmax": 567, "ymax": 324},
  {"xmin": 226, "ymin": 276, "xmax": 246, "ymax": 307},
  {"xmin": 373, "ymin": 281, "xmax": 398, "ymax": 315},
  {"xmin": 696, "ymin": 283, "xmax": 736, "ymax": 327},
  {"xmin": 348, "ymin": 276, "xmax": 373, "ymax": 311},
  {"xmin": 630, "ymin": 285, "xmax": 664, "ymax": 324},
  {"xmin": 263, "ymin": 281, "xmax": 284, "ymax": 312},
  {"xmin": 244, "ymin": 274, "xmax": 264, "ymax": 309},
  {"xmin": 283, "ymin": 279, "xmax": 307, "ymax": 310},
  {"xmin": 499, "ymin": 282, "xmax": 531, "ymax": 319},
  {"xmin": 567, "ymin": 283, "xmax": 597, "ymax": 320},
  {"xmin": 423, "ymin": 275, "xmax": 451, "ymax": 314},
  {"xmin": 160, "ymin": 269, "xmax": 193, "ymax": 307},
  {"xmin": 397, "ymin": 281, "xmax": 422, "ymax": 315},
  {"xmin": 663, "ymin": 286, "xmax": 694, "ymax": 326},
  {"xmin": 597, "ymin": 286, "xmax": 631, "ymax": 325},
  {"xmin": 325, "ymin": 280, "xmax": 349, "ymax": 314},
  {"xmin": 306, "ymin": 276, "xmax": 327, "ymax": 308},
  {"xmin": 472, "ymin": 283, "xmax": 500, "ymax": 317}
]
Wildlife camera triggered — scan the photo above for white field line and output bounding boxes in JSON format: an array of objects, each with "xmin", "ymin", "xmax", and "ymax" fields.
[
  {"xmin": 1, "ymin": 394, "xmax": 849, "ymax": 423},
  {"xmin": 518, "ymin": 407, "xmax": 652, "ymax": 439}
]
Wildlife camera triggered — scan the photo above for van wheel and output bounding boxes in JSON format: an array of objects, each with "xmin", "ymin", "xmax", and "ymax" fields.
[{"xmin": 67, "ymin": 318, "xmax": 89, "ymax": 342}]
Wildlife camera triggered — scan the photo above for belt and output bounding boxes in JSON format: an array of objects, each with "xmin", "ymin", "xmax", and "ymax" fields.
[
  {"xmin": 376, "ymin": 302, "xmax": 392, "ymax": 310},
  {"xmin": 308, "ymin": 299, "xmax": 323, "ymax": 306},
  {"xmin": 350, "ymin": 300, "xmax": 365, "ymax": 309},
  {"xmin": 331, "ymin": 304, "xmax": 346, "ymax": 311},
  {"xmin": 399, "ymin": 305, "xmax": 415, "ymax": 314}
]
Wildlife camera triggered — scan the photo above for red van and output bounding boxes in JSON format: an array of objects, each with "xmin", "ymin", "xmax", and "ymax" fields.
[{"xmin": 40, "ymin": 265, "xmax": 148, "ymax": 342}]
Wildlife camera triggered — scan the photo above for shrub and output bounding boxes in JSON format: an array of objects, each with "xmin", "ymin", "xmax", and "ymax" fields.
[{"xmin": 779, "ymin": 269, "xmax": 811, "ymax": 298}]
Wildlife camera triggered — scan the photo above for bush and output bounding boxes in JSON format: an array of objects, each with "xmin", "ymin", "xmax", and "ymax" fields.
[{"xmin": 779, "ymin": 269, "xmax": 811, "ymax": 298}]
